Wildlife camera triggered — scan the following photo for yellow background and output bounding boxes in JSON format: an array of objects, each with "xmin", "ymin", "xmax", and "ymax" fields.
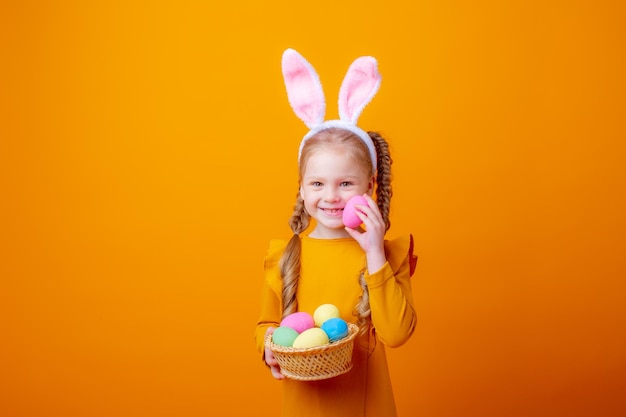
[{"xmin": 1, "ymin": 1, "xmax": 625, "ymax": 416}]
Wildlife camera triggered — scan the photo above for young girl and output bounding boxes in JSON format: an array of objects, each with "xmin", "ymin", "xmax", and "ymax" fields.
[{"xmin": 255, "ymin": 49, "xmax": 417, "ymax": 417}]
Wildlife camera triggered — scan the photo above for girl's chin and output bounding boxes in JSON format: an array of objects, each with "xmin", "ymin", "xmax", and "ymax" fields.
[
  {"xmin": 317, "ymin": 215, "xmax": 344, "ymax": 226},
  {"xmin": 311, "ymin": 221, "xmax": 351, "ymax": 238}
]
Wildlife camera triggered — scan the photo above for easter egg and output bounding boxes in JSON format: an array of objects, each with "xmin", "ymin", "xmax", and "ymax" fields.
[
  {"xmin": 280, "ymin": 312, "xmax": 315, "ymax": 334},
  {"xmin": 321, "ymin": 318, "xmax": 350, "ymax": 342},
  {"xmin": 272, "ymin": 326, "xmax": 299, "ymax": 347},
  {"xmin": 292, "ymin": 328, "xmax": 330, "ymax": 348},
  {"xmin": 313, "ymin": 303, "xmax": 340, "ymax": 327},
  {"xmin": 343, "ymin": 195, "xmax": 368, "ymax": 228}
]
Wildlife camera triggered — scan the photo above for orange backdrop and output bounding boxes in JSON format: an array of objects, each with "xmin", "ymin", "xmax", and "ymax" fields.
[{"xmin": 1, "ymin": 1, "xmax": 625, "ymax": 416}]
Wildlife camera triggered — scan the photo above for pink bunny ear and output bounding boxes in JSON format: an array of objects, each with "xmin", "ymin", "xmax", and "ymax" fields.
[
  {"xmin": 338, "ymin": 56, "xmax": 381, "ymax": 124},
  {"xmin": 282, "ymin": 49, "xmax": 326, "ymax": 129}
]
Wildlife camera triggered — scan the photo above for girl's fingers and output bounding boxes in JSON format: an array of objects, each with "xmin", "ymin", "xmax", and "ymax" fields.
[
  {"xmin": 345, "ymin": 226, "xmax": 361, "ymax": 240},
  {"xmin": 264, "ymin": 327, "xmax": 285, "ymax": 379},
  {"xmin": 354, "ymin": 204, "xmax": 384, "ymax": 227},
  {"xmin": 265, "ymin": 350, "xmax": 284, "ymax": 379},
  {"xmin": 270, "ymin": 365, "xmax": 285, "ymax": 380},
  {"xmin": 363, "ymin": 193, "xmax": 377, "ymax": 207},
  {"xmin": 265, "ymin": 349, "xmax": 278, "ymax": 367}
]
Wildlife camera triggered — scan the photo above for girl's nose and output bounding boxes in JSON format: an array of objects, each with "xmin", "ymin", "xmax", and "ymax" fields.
[{"xmin": 323, "ymin": 187, "xmax": 340, "ymax": 202}]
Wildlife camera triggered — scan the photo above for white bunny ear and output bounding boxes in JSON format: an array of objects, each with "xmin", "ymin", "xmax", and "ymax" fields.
[
  {"xmin": 282, "ymin": 49, "xmax": 326, "ymax": 129},
  {"xmin": 338, "ymin": 56, "xmax": 381, "ymax": 124}
]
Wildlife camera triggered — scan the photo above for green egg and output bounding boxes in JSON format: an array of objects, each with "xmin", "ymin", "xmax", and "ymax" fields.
[{"xmin": 272, "ymin": 326, "xmax": 299, "ymax": 347}]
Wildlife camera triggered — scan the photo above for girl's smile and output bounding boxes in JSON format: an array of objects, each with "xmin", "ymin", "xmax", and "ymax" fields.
[{"xmin": 319, "ymin": 208, "xmax": 343, "ymax": 215}]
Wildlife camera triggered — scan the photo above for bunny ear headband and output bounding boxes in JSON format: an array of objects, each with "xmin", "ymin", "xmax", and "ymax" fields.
[{"xmin": 281, "ymin": 48, "xmax": 382, "ymax": 171}]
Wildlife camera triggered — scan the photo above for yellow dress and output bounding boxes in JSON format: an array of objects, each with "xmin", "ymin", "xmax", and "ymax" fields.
[{"xmin": 255, "ymin": 234, "xmax": 417, "ymax": 417}]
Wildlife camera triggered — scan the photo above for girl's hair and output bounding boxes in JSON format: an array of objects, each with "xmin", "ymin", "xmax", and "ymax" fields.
[{"xmin": 278, "ymin": 128, "xmax": 394, "ymax": 334}]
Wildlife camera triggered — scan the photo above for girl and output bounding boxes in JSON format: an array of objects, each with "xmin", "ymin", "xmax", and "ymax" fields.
[{"xmin": 255, "ymin": 49, "xmax": 417, "ymax": 417}]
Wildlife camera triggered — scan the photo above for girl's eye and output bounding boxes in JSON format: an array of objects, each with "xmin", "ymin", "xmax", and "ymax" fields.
[
  {"xmin": 340, "ymin": 181, "xmax": 352, "ymax": 187},
  {"xmin": 312, "ymin": 181, "xmax": 322, "ymax": 187}
]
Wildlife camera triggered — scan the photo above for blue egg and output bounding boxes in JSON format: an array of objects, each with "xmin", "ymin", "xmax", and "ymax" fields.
[{"xmin": 321, "ymin": 318, "xmax": 349, "ymax": 342}]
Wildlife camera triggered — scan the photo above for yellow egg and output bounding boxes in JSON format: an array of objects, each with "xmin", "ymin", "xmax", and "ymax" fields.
[
  {"xmin": 292, "ymin": 328, "xmax": 330, "ymax": 348},
  {"xmin": 313, "ymin": 304, "xmax": 341, "ymax": 327}
]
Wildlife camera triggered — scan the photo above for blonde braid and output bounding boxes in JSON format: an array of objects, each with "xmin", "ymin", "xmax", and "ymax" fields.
[
  {"xmin": 370, "ymin": 131, "xmax": 393, "ymax": 231},
  {"xmin": 355, "ymin": 271, "xmax": 371, "ymax": 333},
  {"xmin": 355, "ymin": 131, "xmax": 394, "ymax": 333},
  {"xmin": 278, "ymin": 191, "xmax": 310, "ymax": 318}
]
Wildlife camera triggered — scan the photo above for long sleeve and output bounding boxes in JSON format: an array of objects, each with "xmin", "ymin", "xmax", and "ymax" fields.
[
  {"xmin": 254, "ymin": 239, "xmax": 287, "ymax": 355},
  {"xmin": 365, "ymin": 234, "xmax": 417, "ymax": 348},
  {"xmin": 255, "ymin": 279, "xmax": 281, "ymax": 354}
]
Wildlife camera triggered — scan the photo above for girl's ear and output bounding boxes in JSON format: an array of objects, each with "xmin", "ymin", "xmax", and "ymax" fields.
[{"xmin": 367, "ymin": 176, "xmax": 375, "ymax": 195}]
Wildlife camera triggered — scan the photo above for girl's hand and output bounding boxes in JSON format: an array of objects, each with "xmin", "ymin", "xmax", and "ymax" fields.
[
  {"xmin": 345, "ymin": 194, "xmax": 387, "ymax": 273},
  {"xmin": 264, "ymin": 327, "xmax": 285, "ymax": 380}
]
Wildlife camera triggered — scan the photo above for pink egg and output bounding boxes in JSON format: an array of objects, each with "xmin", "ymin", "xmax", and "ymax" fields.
[
  {"xmin": 280, "ymin": 312, "xmax": 315, "ymax": 334},
  {"xmin": 343, "ymin": 195, "xmax": 368, "ymax": 228}
]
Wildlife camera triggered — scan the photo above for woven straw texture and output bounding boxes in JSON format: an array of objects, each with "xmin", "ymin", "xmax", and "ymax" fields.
[{"xmin": 265, "ymin": 323, "xmax": 359, "ymax": 381}]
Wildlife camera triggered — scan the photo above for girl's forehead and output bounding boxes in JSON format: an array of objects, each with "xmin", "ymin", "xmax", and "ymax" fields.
[
  {"xmin": 303, "ymin": 150, "xmax": 368, "ymax": 177},
  {"xmin": 309, "ymin": 145, "xmax": 350, "ymax": 159},
  {"xmin": 306, "ymin": 147, "xmax": 356, "ymax": 165}
]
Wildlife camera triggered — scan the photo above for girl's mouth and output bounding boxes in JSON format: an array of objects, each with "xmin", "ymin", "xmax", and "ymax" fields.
[{"xmin": 321, "ymin": 208, "xmax": 344, "ymax": 216}]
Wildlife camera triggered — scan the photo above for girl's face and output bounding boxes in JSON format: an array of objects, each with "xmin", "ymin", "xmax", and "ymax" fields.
[{"xmin": 300, "ymin": 145, "xmax": 374, "ymax": 239}]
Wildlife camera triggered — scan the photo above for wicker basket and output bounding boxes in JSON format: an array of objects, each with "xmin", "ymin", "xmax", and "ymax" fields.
[{"xmin": 265, "ymin": 323, "xmax": 359, "ymax": 381}]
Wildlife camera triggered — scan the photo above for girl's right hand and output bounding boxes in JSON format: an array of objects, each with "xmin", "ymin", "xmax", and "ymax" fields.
[{"xmin": 264, "ymin": 327, "xmax": 285, "ymax": 380}]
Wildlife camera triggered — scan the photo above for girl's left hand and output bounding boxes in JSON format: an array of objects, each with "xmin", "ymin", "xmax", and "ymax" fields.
[
  {"xmin": 264, "ymin": 327, "xmax": 285, "ymax": 380},
  {"xmin": 345, "ymin": 194, "xmax": 386, "ymax": 271}
]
